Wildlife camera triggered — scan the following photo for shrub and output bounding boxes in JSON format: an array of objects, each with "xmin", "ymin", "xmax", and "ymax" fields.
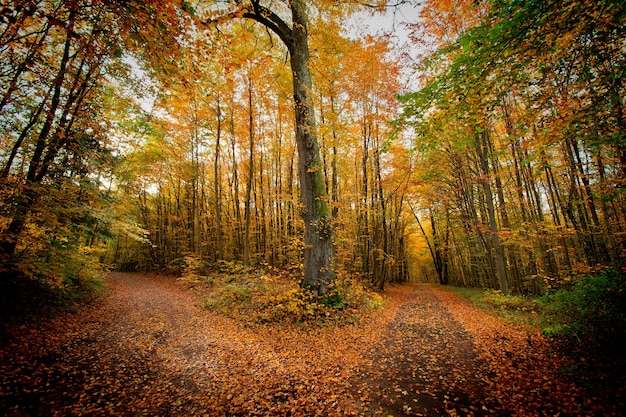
[
  {"xmin": 205, "ymin": 281, "xmax": 255, "ymax": 312},
  {"xmin": 178, "ymin": 254, "xmax": 213, "ymax": 287},
  {"xmin": 257, "ymin": 287, "xmax": 319, "ymax": 323},
  {"xmin": 198, "ymin": 266, "xmax": 384, "ymax": 326},
  {"xmin": 319, "ymin": 292, "xmax": 347, "ymax": 310},
  {"xmin": 0, "ymin": 244, "xmax": 105, "ymax": 319},
  {"xmin": 540, "ymin": 268, "xmax": 626, "ymax": 346},
  {"xmin": 452, "ymin": 286, "xmax": 541, "ymax": 327}
]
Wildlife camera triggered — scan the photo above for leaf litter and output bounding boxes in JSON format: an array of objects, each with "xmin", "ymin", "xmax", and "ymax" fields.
[{"xmin": 0, "ymin": 273, "xmax": 617, "ymax": 416}]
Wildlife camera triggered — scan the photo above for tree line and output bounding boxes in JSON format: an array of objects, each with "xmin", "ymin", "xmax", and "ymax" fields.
[
  {"xmin": 402, "ymin": 0, "xmax": 625, "ymax": 294},
  {"xmin": 0, "ymin": 0, "xmax": 410, "ymax": 306},
  {"xmin": 109, "ymin": 13, "xmax": 410, "ymax": 289},
  {"xmin": 1, "ymin": 0, "xmax": 624, "ymax": 308}
]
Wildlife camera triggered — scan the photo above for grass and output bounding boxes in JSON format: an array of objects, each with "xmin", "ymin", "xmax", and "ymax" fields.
[
  {"xmin": 450, "ymin": 286, "xmax": 542, "ymax": 329},
  {"xmin": 449, "ymin": 269, "xmax": 626, "ymax": 369}
]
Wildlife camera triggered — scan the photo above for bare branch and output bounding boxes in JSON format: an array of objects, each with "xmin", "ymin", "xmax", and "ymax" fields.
[{"xmin": 199, "ymin": 1, "xmax": 293, "ymax": 48}]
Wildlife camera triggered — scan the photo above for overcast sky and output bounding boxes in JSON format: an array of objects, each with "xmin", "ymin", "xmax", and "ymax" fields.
[
  {"xmin": 346, "ymin": 3, "xmax": 423, "ymax": 90},
  {"xmin": 346, "ymin": 3, "xmax": 418, "ymax": 40}
]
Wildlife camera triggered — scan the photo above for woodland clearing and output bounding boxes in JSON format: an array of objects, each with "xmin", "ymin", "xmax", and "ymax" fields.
[{"xmin": 0, "ymin": 272, "xmax": 621, "ymax": 416}]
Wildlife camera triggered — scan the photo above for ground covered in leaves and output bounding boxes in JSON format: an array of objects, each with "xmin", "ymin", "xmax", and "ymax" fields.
[{"xmin": 0, "ymin": 272, "xmax": 621, "ymax": 416}]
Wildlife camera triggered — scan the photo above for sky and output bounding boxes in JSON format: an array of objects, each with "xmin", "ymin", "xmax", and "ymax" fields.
[
  {"xmin": 345, "ymin": 2, "xmax": 419, "ymax": 42},
  {"xmin": 346, "ymin": 2, "xmax": 423, "ymax": 90}
]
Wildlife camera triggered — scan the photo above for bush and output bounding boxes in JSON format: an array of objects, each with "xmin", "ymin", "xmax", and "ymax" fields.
[
  {"xmin": 319, "ymin": 292, "xmax": 347, "ymax": 310},
  {"xmin": 198, "ymin": 266, "xmax": 384, "ymax": 326},
  {"xmin": 452, "ymin": 286, "xmax": 541, "ymax": 327},
  {"xmin": 0, "ymin": 244, "xmax": 105, "ymax": 320},
  {"xmin": 257, "ymin": 287, "xmax": 319, "ymax": 323},
  {"xmin": 540, "ymin": 268, "xmax": 626, "ymax": 346},
  {"xmin": 178, "ymin": 254, "xmax": 213, "ymax": 287},
  {"xmin": 205, "ymin": 281, "xmax": 255, "ymax": 312}
]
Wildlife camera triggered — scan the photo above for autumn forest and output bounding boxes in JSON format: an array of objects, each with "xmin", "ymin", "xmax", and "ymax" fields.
[{"xmin": 1, "ymin": 0, "xmax": 625, "ymax": 414}]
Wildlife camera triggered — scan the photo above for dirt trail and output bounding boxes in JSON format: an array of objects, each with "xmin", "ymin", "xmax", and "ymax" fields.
[
  {"xmin": 352, "ymin": 284, "xmax": 490, "ymax": 416},
  {"xmin": 0, "ymin": 273, "xmax": 601, "ymax": 416},
  {"xmin": 1, "ymin": 273, "xmax": 220, "ymax": 415}
]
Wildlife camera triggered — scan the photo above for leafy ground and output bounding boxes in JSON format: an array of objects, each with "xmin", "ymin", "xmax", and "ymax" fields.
[{"xmin": 0, "ymin": 273, "xmax": 621, "ymax": 416}]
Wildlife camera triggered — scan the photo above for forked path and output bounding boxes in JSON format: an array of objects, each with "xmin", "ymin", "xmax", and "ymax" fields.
[{"xmin": 0, "ymin": 273, "xmax": 601, "ymax": 416}]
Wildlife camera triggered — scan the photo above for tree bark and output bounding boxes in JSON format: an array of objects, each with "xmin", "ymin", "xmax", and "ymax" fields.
[
  {"xmin": 476, "ymin": 127, "xmax": 509, "ymax": 295},
  {"xmin": 215, "ymin": 0, "xmax": 334, "ymax": 294},
  {"xmin": 288, "ymin": 2, "xmax": 333, "ymax": 294},
  {"xmin": 243, "ymin": 72, "xmax": 254, "ymax": 265},
  {"xmin": 214, "ymin": 95, "xmax": 224, "ymax": 260}
]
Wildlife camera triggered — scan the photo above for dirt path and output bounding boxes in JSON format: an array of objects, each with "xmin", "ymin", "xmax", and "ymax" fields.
[
  {"xmin": 0, "ymin": 273, "xmax": 605, "ymax": 416},
  {"xmin": 352, "ymin": 284, "xmax": 490, "ymax": 416}
]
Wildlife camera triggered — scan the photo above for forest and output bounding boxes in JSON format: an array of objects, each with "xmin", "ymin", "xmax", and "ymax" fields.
[
  {"xmin": 1, "ymin": 0, "xmax": 625, "ymax": 415},
  {"xmin": 0, "ymin": 0, "xmax": 625, "ymax": 346}
]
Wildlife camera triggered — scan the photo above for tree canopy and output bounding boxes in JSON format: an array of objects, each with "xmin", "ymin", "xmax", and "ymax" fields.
[{"xmin": 1, "ymin": 0, "xmax": 625, "ymax": 307}]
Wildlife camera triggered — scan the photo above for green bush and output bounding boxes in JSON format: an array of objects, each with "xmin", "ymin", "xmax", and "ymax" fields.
[
  {"xmin": 319, "ymin": 292, "xmax": 347, "ymax": 310},
  {"xmin": 204, "ymin": 281, "xmax": 255, "ymax": 312},
  {"xmin": 540, "ymin": 268, "xmax": 626, "ymax": 344}
]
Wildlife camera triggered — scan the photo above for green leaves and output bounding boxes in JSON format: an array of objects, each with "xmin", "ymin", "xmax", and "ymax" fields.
[{"xmin": 397, "ymin": 0, "xmax": 626, "ymax": 298}]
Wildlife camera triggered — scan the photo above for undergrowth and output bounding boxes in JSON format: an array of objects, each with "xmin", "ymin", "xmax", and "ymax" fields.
[
  {"xmin": 179, "ymin": 258, "xmax": 384, "ymax": 327},
  {"xmin": 451, "ymin": 267, "xmax": 626, "ymax": 344},
  {"xmin": 0, "ymin": 246, "xmax": 106, "ymax": 321},
  {"xmin": 451, "ymin": 286, "xmax": 541, "ymax": 329},
  {"xmin": 539, "ymin": 268, "xmax": 626, "ymax": 343},
  {"xmin": 451, "ymin": 268, "xmax": 626, "ymax": 403}
]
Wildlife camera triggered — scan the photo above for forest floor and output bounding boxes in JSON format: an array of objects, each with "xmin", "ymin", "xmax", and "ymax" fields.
[{"xmin": 0, "ymin": 272, "xmax": 620, "ymax": 416}]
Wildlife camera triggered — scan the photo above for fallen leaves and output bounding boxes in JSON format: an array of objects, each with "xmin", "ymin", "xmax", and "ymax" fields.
[
  {"xmin": 0, "ymin": 273, "xmax": 400, "ymax": 416},
  {"xmin": 0, "ymin": 274, "xmax": 620, "ymax": 416},
  {"xmin": 430, "ymin": 285, "xmax": 623, "ymax": 416}
]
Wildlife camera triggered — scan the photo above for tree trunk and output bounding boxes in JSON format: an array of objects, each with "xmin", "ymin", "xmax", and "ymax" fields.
[
  {"xmin": 212, "ymin": 0, "xmax": 334, "ymax": 294},
  {"xmin": 288, "ymin": 5, "xmax": 333, "ymax": 294},
  {"xmin": 476, "ymin": 127, "xmax": 509, "ymax": 295},
  {"xmin": 229, "ymin": 104, "xmax": 243, "ymax": 259},
  {"xmin": 214, "ymin": 95, "xmax": 224, "ymax": 260},
  {"xmin": 243, "ymin": 72, "xmax": 254, "ymax": 265}
]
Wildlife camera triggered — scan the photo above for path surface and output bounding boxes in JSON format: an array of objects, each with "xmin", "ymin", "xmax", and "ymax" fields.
[
  {"xmin": 0, "ymin": 273, "xmax": 604, "ymax": 416},
  {"xmin": 352, "ymin": 285, "xmax": 490, "ymax": 416}
]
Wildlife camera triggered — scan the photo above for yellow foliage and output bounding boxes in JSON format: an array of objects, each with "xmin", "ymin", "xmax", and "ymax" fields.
[{"xmin": 199, "ymin": 266, "xmax": 384, "ymax": 326}]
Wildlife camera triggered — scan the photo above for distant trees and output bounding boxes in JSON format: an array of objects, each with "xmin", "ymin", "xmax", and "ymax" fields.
[
  {"xmin": 4, "ymin": 0, "xmax": 621, "ymax": 305},
  {"xmin": 400, "ymin": 0, "xmax": 626, "ymax": 294}
]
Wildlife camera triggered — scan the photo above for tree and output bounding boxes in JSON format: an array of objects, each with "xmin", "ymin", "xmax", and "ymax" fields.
[
  {"xmin": 1, "ymin": 1, "xmax": 119, "ymax": 281},
  {"xmin": 201, "ymin": 0, "xmax": 334, "ymax": 294},
  {"xmin": 398, "ymin": 0, "xmax": 626, "ymax": 294}
]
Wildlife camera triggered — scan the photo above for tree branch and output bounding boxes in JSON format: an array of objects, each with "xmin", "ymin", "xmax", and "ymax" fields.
[{"xmin": 200, "ymin": 1, "xmax": 293, "ymax": 49}]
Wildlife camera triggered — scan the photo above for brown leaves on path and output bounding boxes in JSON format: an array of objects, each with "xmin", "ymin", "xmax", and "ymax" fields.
[
  {"xmin": 0, "ymin": 273, "xmax": 407, "ymax": 416},
  {"xmin": 0, "ymin": 274, "xmax": 612, "ymax": 416},
  {"xmin": 352, "ymin": 284, "xmax": 615, "ymax": 416},
  {"xmin": 351, "ymin": 284, "xmax": 489, "ymax": 416},
  {"xmin": 429, "ymin": 286, "xmax": 618, "ymax": 416}
]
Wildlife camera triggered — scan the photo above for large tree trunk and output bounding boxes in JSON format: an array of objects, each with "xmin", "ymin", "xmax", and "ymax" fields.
[
  {"xmin": 214, "ymin": 0, "xmax": 334, "ymax": 294},
  {"xmin": 288, "ymin": 1, "xmax": 333, "ymax": 295}
]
